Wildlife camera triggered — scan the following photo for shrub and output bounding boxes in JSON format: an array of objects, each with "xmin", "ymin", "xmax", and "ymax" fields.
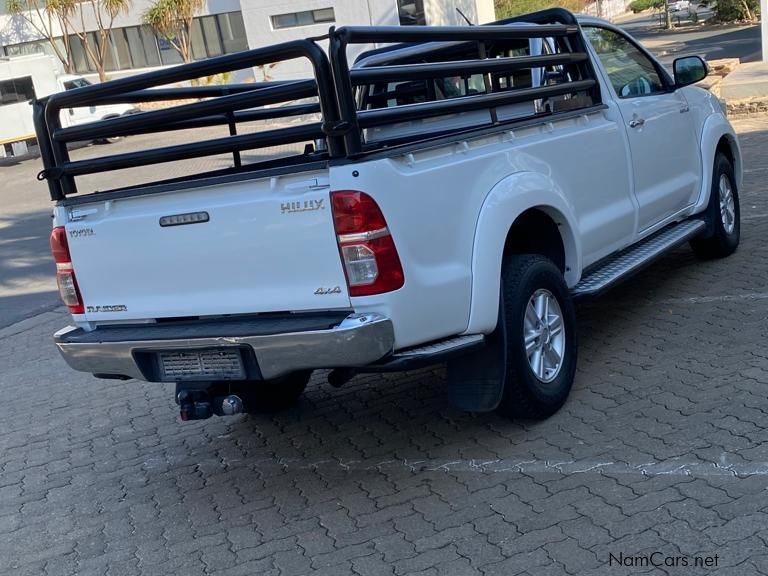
[
  {"xmin": 495, "ymin": 0, "xmax": 587, "ymax": 18},
  {"xmin": 628, "ymin": 0, "xmax": 663, "ymax": 12}
]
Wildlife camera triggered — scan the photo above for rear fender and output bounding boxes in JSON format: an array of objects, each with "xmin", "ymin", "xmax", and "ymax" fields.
[{"xmin": 464, "ymin": 171, "xmax": 580, "ymax": 335}]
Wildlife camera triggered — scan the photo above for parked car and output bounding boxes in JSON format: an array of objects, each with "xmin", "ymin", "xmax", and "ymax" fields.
[
  {"xmin": 671, "ymin": 0, "xmax": 691, "ymax": 11},
  {"xmin": 0, "ymin": 55, "xmax": 136, "ymax": 158},
  {"xmin": 36, "ymin": 9, "xmax": 741, "ymax": 423},
  {"xmin": 58, "ymin": 74, "xmax": 138, "ymax": 143}
]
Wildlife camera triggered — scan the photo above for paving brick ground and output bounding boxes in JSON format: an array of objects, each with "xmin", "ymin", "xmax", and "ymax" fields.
[{"xmin": 1, "ymin": 118, "xmax": 767, "ymax": 576}]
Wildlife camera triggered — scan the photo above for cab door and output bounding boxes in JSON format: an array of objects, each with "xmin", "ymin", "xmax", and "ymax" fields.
[{"xmin": 583, "ymin": 25, "xmax": 701, "ymax": 233}]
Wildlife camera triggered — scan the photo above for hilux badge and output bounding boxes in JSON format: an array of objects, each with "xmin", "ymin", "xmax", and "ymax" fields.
[
  {"xmin": 315, "ymin": 286, "xmax": 342, "ymax": 295},
  {"xmin": 282, "ymin": 199, "xmax": 325, "ymax": 214}
]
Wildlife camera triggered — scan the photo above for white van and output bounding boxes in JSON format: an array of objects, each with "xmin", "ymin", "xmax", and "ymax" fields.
[{"xmin": 0, "ymin": 55, "xmax": 137, "ymax": 158}]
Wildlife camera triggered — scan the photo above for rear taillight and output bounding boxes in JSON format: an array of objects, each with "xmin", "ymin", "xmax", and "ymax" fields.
[
  {"xmin": 331, "ymin": 191, "xmax": 404, "ymax": 297},
  {"xmin": 50, "ymin": 227, "xmax": 84, "ymax": 314}
]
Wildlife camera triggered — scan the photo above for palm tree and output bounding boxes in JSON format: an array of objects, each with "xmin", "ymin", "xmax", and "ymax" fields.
[
  {"xmin": 86, "ymin": 0, "xmax": 133, "ymax": 81},
  {"xmin": 6, "ymin": 0, "xmax": 75, "ymax": 73},
  {"xmin": 143, "ymin": 0, "xmax": 205, "ymax": 63},
  {"xmin": 57, "ymin": 0, "xmax": 133, "ymax": 81}
]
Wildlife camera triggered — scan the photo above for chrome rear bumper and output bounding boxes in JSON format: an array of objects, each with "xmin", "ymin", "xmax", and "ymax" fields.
[{"xmin": 54, "ymin": 313, "xmax": 394, "ymax": 381}]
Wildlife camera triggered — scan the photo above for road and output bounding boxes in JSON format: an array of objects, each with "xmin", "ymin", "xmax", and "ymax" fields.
[
  {"xmin": 0, "ymin": 117, "xmax": 767, "ymax": 575},
  {"xmin": 1, "ymin": 99, "xmax": 768, "ymax": 576},
  {"xmin": 617, "ymin": 9, "xmax": 762, "ymax": 65}
]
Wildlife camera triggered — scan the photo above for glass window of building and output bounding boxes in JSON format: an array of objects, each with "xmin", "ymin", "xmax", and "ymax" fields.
[
  {"xmin": 218, "ymin": 12, "xmax": 248, "ymax": 53},
  {"xmin": 111, "ymin": 29, "xmax": 133, "ymax": 70},
  {"xmin": 191, "ymin": 20, "xmax": 208, "ymax": 59},
  {"xmin": 201, "ymin": 16, "xmax": 223, "ymax": 57},
  {"xmin": 271, "ymin": 8, "xmax": 336, "ymax": 29},
  {"xmin": 398, "ymin": 0, "xmax": 426, "ymax": 25},
  {"xmin": 68, "ymin": 35, "xmax": 90, "ymax": 73},
  {"xmin": 157, "ymin": 34, "xmax": 183, "ymax": 65},
  {"xmin": 140, "ymin": 26, "xmax": 162, "ymax": 67}
]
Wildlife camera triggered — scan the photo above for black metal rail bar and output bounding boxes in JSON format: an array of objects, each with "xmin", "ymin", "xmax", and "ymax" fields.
[
  {"xmin": 47, "ymin": 42, "xmax": 328, "ymax": 109},
  {"xmin": 352, "ymin": 8, "xmax": 581, "ymax": 64},
  {"xmin": 59, "ymin": 123, "xmax": 324, "ymax": 176},
  {"xmin": 83, "ymin": 82, "xmax": 313, "ymax": 105},
  {"xmin": 335, "ymin": 24, "xmax": 578, "ymax": 44},
  {"xmin": 36, "ymin": 8, "xmax": 600, "ymax": 201},
  {"xmin": 350, "ymin": 53, "xmax": 588, "ymax": 84},
  {"xmin": 53, "ymin": 80, "xmax": 317, "ymax": 143},
  {"xmin": 40, "ymin": 39, "xmax": 340, "ymax": 198},
  {"xmin": 70, "ymin": 104, "xmax": 323, "ymax": 140},
  {"xmin": 331, "ymin": 8, "xmax": 600, "ymax": 155},
  {"xmin": 357, "ymin": 79, "xmax": 596, "ymax": 128}
]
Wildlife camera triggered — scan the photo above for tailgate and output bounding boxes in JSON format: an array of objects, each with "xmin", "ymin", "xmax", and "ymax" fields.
[{"xmin": 63, "ymin": 171, "xmax": 351, "ymax": 322}]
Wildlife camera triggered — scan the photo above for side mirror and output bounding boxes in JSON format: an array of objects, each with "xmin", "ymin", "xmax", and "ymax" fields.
[{"xmin": 673, "ymin": 55, "xmax": 708, "ymax": 88}]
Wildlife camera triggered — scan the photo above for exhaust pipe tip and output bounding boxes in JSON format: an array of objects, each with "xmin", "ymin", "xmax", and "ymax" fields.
[{"xmin": 221, "ymin": 394, "xmax": 244, "ymax": 416}]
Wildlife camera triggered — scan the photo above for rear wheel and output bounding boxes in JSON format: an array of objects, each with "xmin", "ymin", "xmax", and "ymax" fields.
[
  {"xmin": 496, "ymin": 255, "xmax": 577, "ymax": 419},
  {"xmin": 240, "ymin": 370, "xmax": 311, "ymax": 413},
  {"xmin": 690, "ymin": 153, "xmax": 740, "ymax": 259}
]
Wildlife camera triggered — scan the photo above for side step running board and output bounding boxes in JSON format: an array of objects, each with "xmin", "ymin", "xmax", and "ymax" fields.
[
  {"xmin": 572, "ymin": 219, "xmax": 705, "ymax": 298},
  {"xmin": 361, "ymin": 334, "xmax": 485, "ymax": 372}
]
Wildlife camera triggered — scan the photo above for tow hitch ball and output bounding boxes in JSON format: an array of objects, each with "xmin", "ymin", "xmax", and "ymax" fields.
[{"xmin": 176, "ymin": 390, "xmax": 243, "ymax": 421}]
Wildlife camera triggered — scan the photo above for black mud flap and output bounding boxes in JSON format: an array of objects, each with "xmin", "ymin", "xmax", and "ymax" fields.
[{"xmin": 447, "ymin": 301, "xmax": 507, "ymax": 412}]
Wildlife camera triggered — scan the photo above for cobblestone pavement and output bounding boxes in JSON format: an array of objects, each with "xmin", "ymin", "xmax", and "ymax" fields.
[{"xmin": 1, "ymin": 118, "xmax": 767, "ymax": 576}]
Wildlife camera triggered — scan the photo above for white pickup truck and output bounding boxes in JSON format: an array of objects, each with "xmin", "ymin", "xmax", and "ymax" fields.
[{"xmin": 35, "ymin": 9, "xmax": 741, "ymax": 422}]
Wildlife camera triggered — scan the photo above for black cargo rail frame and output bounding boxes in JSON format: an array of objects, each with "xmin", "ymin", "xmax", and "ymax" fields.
[
  {"xmin": 35, "ymin": 39, "xmax": 341, "ymax": 200},
  {"xmin": 35, "ymin": 8, "xmax": 602, "ymax": 201}
]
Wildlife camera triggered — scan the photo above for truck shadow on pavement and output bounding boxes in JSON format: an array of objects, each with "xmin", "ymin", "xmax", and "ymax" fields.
[
  {"xmin": 210, "ymin": 236, "xmax": 753, "ymax": 467},
  {"xmin": 0, "ymin": 209, "xmax": 60, "ymax": 329}
]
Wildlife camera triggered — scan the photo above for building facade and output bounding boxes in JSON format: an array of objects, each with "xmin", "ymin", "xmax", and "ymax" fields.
[{"xmin": 0, "ymin": 0, "xmax": 495, "ymax": 80}]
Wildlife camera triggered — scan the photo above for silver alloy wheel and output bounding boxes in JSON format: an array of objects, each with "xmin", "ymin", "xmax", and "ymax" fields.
[
  {"xmin": 719, "ymin": 173, "xmax": 736, "ymax": 235},
  {"xmin": 523, "ymin": 289, "xmax": 566, "ymax": 383}
]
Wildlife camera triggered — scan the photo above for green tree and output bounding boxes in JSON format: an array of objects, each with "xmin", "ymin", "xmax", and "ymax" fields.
[
  {"xmin": 69, "ymin": 0, "xmax": 132, "ymax": 81},
  {"xmin": 495, "ymin": 0, "xmax": 588, "ymax": 18},
  {"xmin": 6, "ymin": 0, "xmax": 75, "ymax": 72},
  {"xmin": 143, "ymin": 0, "xmax": 204, "ymax": 63},
  {"xmin": 710, "ymin": 0, "xmax": 759, "ymax": 22},
  {"xmin": 10, "ymin": 0, "xmax": 132, "ymax": 80}
]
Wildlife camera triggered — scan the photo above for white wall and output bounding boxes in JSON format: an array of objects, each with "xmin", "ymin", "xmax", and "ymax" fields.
[
  {"xmin": 240, "ymin": 0, "xmax": 497, "ymax": 80},
  {"xmin": 0, "ymin": 0, "xmax": 240, "ymax": 47},
  {"xmin": 239, "ymin": 0, "xmax": 400, "ymax": 80},
  {"xmin": 583, "ymin": 0, "xmax": 632, "ymax": 20},
  {"xmin": 424, "ymin": 0, "xmax": 495, "ymax": 25},
  {"xmin": 1, "ymin": 0, "xmax": 498, "ymax": 81}
]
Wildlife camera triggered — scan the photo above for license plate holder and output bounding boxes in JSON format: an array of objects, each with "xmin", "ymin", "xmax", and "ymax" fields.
[{"xmin": 157, "ymin": 348, "xmax": 246, "ymax": 382}]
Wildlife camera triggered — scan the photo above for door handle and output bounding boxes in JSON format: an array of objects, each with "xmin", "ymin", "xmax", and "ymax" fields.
[
  {"xmin": 629, "ymin": 118, "xmax": 645, "ymax": 128},
  {"xmin": 680, "ymin": 105, "xmax": 690, "ymax": 113}
]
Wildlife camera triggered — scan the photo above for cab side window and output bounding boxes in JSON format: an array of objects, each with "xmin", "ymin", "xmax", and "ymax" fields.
[{"xmin": 583, "ymin": 27, "xmax": 665, "ymax": 98}]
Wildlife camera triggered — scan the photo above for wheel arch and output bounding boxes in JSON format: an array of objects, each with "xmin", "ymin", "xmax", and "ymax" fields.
[
  {"xmin": 464, "ymin": 172, "xmax": 580, "ymax": 335},
  {"xmin": 695, "ymin": 114, "xmax": 742, "ymax": 214}
]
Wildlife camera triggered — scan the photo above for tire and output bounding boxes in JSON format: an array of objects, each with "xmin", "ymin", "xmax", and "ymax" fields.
[
  {"xmin": 690, "ymin": 153, "xmax": 740, "ymax": 259},
  {"xmin": 241, "ymin": 370, "xmax": 311, "ymax": 413},
  {"xmin": 496, "ymin": 255, "xmax": 577, "ymax": 419}
]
